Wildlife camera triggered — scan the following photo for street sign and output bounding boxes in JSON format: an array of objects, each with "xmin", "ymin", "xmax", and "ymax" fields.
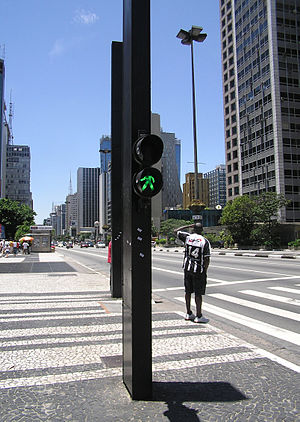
[{"xmin": 192, "ymin": 215, "xmax": 202, "ymax": 220}]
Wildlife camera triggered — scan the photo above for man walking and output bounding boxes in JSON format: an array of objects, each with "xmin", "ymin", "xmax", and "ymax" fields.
[{"xmin": 174, "ymin": 222, "xmax": 211, "ymax": 323}]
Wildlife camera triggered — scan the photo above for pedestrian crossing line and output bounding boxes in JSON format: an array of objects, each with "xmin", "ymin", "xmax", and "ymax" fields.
[
  {"xmin": 208, "ymin": 293, "xmax": 300, "ymax": 322},
  {"xmin": 0, "ymin": 302, "xmax": 104, "ymax": 311},
  {"xmin": 0, "ymin": 298, "xmax": 102, "ymax": 304},
  {"xmin": 0, "ymin": 332, "xmax": 245, "ymax": 373},
  {"xmin": 152, "ymin": 351, "xmax": 263, "ymax": 372},
  {"xmin": 240, "ymin": 290, "xmax": 300, "ymax": 306},
  {"xmin": 0, "ymin": 327, "xmax": 214, "ymax": 348},
  {"xmin": 152, "ymin": 266, "xmax": 182, "ymax": 275},
  {"xmin": 175, "ymin": 311, "xmax": 300, "ymax": 374},
  {"xmin": 209, "ymin": 276, "xmax": 298, "ymax": 288},
  {"xmin": 0, "ymin": 311, "xmax": 106, "ymax": 323},
  {"xmin": 175, "ymin": 298, "xmax": 300, "ymax": 347},
  {"xmin": 268, "ymin": 286, "xmax": 300, "ymax": 295},
  {"xmin": 0, "ymin": 351, "xmax": 263, "ymax": 390},
  {"xmin": 0, "ymin": 294, "xmax": 104, "ymax": 302},
  {"xmin": 212, "ymin": 265, "xmax": 296, "ymax": 277},
  {"xmin": 0, "ymin": 318, "xmax": 209, "ymax": 340},
  {"xmin": 0, "ymin": 368, "xmax": 123, "ymax": 390}
]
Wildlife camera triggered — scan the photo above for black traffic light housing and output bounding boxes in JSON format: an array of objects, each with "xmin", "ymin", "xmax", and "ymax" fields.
[{"xmin": 133, "ymin": 134, "xmax": 163, "ymax": 198}]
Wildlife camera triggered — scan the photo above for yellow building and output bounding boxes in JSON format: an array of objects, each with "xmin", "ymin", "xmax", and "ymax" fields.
[{"xmin": 183, "ymin": 172, "xmax": 209, "ymax": 209}]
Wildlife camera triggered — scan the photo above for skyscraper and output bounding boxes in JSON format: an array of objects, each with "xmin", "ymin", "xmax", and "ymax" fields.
[
  {"xmin": 0, "ymin": 59, "xmax": 5, "ymax": 198},
  {"xmin": 204, "ymin": 164, "xmax": 227, "ymax": 208},
  {"xmin": 77, "ymin": 167, "xmax": 100, "ymax": 233},
  {"xmin": 5, "ymin": 144, "xmax": 33, "ymax": 208},
  {"xmin": 220, "ymin": 0, "xmax": 300, "ymax": 222},
  {"xmin": 160, "ymin": 130, "xmax": 183, "ymax": 209}
]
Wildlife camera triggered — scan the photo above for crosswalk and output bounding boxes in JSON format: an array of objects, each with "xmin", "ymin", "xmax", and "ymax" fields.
[
  {"xmin": 0, "ymin": 281, "xmax": 299, "ymax": 391},
  {"xmin": 175, "ymin": 282, "xmax": 300, "ymax": 348},
  {"xmin": 0, "ymin": 290, "xmax": 278, "ymax": 390}
]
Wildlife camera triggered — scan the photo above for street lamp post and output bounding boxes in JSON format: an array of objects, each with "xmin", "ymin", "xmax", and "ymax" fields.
[{"xmin": 177, "ymin": 26, "xmax": 207, "ymax": 200}]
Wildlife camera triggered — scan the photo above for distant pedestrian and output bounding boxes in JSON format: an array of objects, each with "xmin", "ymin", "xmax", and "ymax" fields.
[
  {"xmin": 22, "ymin": 241, "xmax": 29, "ymax": 255},
  {"xmin": 12, "ymin": 241, "xmax": 18, "ymax": 256},
  {"xmin": 174, "ymin": 223, "xmax": 211, "ymax": 323},
  {"xmin": 108, "ymin": 240, "xmax": 112, "ymax": 288},
  {"xmin": 4, "ymin": 241, "xmax": 10, "ymax": 258}
]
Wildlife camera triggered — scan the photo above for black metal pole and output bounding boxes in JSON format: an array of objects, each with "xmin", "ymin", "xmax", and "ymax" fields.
[
  {"xmin": 111, "ymin": 41, "xmax": 123, "ymax": 298},
  {"xmin": 190, "ymin": 39, "xmax": 199, "ymax": 200},
  {"xmin": 122, "ymin": 0, "xmax": 152, "ymax": 400}
]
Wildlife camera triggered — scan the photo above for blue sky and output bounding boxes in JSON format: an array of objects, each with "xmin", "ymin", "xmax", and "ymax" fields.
[{"xmin": 1, "ymin": 0, "xmax": 224, "ymax": 224}]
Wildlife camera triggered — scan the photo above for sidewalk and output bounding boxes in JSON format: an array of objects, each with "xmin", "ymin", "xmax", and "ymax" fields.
[
  {"xmin": 0, "ymin": 252, "xmax": 299, "ymax": 421},
  {"xmin": 153, "ymin": 246, "xmax": 300, "ymax": 259}
]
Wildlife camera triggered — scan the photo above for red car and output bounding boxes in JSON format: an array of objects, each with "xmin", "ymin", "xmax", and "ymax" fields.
[{"xmin": 80, "ymin": 242, "xmax": 89, "ymax": 248}]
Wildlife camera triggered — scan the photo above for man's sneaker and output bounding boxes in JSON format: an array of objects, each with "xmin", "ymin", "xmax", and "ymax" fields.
[
  {"xmin": 184, "ymin": 312, "xmax": 195, "ymax": 321},
  {"xmin": 194, "ymin": 316, "xmax": 209, "ymax": 323}
]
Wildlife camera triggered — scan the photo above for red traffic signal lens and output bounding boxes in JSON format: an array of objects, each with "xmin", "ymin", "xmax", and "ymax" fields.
[{"xmin": 133, "ymin": 134, "xmax": 163, "ymax": 166}]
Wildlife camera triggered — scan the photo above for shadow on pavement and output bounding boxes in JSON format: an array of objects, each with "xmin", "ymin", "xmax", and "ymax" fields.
[
  {"xmin": 0, "ymin": 262, "xmax": 76, "ymax": 273},
  {"xmin": 152, "ymin": 381, "xmax": 247, "ymax": 421}
]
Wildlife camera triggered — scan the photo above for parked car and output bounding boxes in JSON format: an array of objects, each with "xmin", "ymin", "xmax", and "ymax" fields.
[
  {"xmin": 96, "ymin": 241, "xmax": 106, "ymax": 248},
  {"xmin": 80, "ymin": 242, "xmax": 89, "ymax": 248}
]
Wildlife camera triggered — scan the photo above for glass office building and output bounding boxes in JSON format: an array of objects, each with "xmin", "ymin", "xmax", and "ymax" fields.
[{"xmin": 220, "ymin": 0, "xmax": 300, "ymax": 221}]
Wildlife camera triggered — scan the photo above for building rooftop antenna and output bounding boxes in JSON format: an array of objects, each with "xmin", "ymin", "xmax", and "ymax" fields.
[
  {"xmin": 68, "ymin": 172, "xmax": 73, "ymax": 195},
  {"xmin": 8, "ymin": 91, "xmax": 14, "ymax": 145}
]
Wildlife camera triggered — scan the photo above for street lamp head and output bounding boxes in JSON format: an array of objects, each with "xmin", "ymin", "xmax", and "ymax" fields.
[{"xmin": 176, "ymin": 26, "xmax": 207, "ymax": 45}]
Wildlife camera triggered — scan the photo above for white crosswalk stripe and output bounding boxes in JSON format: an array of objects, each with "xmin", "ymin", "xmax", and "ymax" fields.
[
  {"xmin": 240, "ymin": 290, "xmax": 300, "ymax": 306},
  {"xmin": 1, "ymin": 286, "xmax": 299, "ymax": 390},
  {"xmin": 208, "ymin": 293, "xmax": 300, "ymax": 321},
  {"xmin": 175, "ymin": 297, "xmax": 300, "ymax": 347},
  {"xmin": 0, "ymin": 291, "xmax": 270, "ymax": 390},
  {"xmin": 268, "ymin": 286, "xmax": 300, "ymax": 295}
]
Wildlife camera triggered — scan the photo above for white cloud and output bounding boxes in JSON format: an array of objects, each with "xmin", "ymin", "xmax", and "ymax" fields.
[
  {"xmin": 73, "ymin": 9, "xmax": 99, "ymax": 25},
  {"xmin": 49, "ymin": 39, "xmax": 65, "ymax": 58}
]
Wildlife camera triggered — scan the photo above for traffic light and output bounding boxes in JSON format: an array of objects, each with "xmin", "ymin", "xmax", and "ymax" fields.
[{"xmin": 133, "ymin": 134, "xmax": 163, "ymax": 198}]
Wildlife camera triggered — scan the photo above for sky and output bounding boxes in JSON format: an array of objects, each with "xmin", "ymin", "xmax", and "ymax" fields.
[{"xmin": 0, "ymin": 0, "xmax": 224, "ymax": 224}]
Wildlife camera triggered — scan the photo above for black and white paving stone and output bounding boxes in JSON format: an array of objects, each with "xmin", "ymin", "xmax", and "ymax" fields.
[{"xmin": 0, "ymin": 254, "xmax": 299, "ymax": 421}]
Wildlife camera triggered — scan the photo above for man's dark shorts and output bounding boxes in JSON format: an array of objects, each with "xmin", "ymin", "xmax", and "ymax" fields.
[{"xmin": 184, "ymin": 271, "xmax": 207, "ymax": 295}]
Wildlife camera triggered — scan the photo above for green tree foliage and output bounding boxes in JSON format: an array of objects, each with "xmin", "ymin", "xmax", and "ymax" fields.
[
  {"xmin": 220, "ymin": 193, "xmax": 290, "ymax": 248},
  {"xmin": 15, "ymin": 224, "xmax": 32, "ymax": 241},
  {"xmin": 220, "ymin": 196, "xmax": 256, "ymax": 246},
  {"xmin": 0, "ymin": 199, "xmax": 36, "ymax": 239},
  {"xmin": 160, "ymin": 219, "xmax": 193, "ymax": 240},
  {"xmin": 251, "ymin": 192, "xmax": 290, "ymax": 248}
]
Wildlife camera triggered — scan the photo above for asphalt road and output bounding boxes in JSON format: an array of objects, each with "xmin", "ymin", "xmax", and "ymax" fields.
[{"xmin": 58, "ymin": 245, "xmax": 300, "ymax": 368}]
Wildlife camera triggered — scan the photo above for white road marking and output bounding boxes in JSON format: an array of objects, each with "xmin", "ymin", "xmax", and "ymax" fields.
[
  {"xmin": 175, "ymin": 298, "xmax": 300, "ymax": 347},
  {"xmin": 268, "ymin": 286, "xmax": 300, "ymax": 295},
  {"xmin": 240, "ymin": 290, "xmax": 300, "ymax": 306},
  {"xmin": 208, "ymin": 293, "xmax": 300, "ymax": 322}
]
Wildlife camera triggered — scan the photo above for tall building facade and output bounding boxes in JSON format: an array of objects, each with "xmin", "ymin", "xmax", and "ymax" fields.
[
  {"xmin": 220, "ymin": 0, "xmax": 300, "ymax": 222},
  {"xmin": 183, "ymin": 172, "xmax": 209, "ymax": 209},
  {"xmin": 5, "ymin": 145, "xmax": 32, "ymax": 208},
  {"xmin": 99, "ymin": 136, "xmax": 111, "ymax": 173},
  {"xmin": 65, "ymin": 192, "xmax": 78, "ymax": 236},
  {"xmin": 77, "ymin": 167, "xmax": 100, "ymax": 233},
  {"xmin": 204, "ymin": 164, "xmax": 227, "ymax": 208},
  {"xmin": 0, "ymin": 59, "xmax": 5, "ymax": 198},
  {"xmin": 161, "ymin": 130, "xmax": 183, "ymax": 209}
]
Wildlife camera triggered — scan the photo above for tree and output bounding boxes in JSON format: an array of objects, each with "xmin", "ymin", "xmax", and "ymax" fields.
[
  {"xmin": 0, "ymin": 199, "xmax": 36, "ymax": 239},
  {"xmin": 220, "ymin": 195, "xmax": 256, "ymax": 246},
  {"xmin": 15, "ymin": 223, "xmax": 32, "ymax": 241},
  {"xmin": 160, "ymin": 219, "xmax": 193, "ymax": 241},
  {"xmin": 251, "ymin": 192, "xmax": 290, "ymax": 248}
]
